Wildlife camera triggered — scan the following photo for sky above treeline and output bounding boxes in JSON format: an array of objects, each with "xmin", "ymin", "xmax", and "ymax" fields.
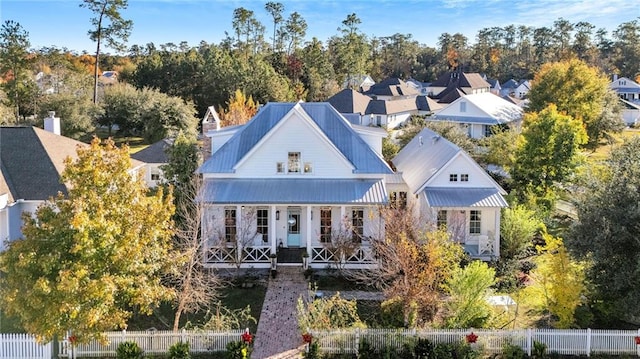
[{"xmin": 1, "ymin": 0, "xmax": 639, "ymax": 54}]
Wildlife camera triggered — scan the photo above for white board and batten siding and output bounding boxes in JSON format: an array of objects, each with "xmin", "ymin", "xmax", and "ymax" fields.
[
  {"xmin": 234, "ymin": 112, "xmax": 355, "ymax": 179},
  {"xmin": 426, "ymin": 153, "xmax": 495, "ymax": 188}
]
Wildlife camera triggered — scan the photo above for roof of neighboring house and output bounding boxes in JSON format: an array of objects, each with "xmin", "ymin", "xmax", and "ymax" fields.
[
  {"xmin": 621, "ymin": 99, "xmax": 640, "ymax": 110},
  {"xmin": 431, "ymin": 70, "xmax": 490, "ymax": 89},
  {"xmin": 200, "ymin": 178, "xmax": 387, "ymax": 204},
  {"xmin": 416, "ymin": 96, "xmax": 444, "ymax": 112},
  {"xmin": 198, "ymin": 102, "xmax": 393, "ymax": 174},
  {"xmin": 131, "ymin": 138, "xmax": 172, "ymax": 164},
  {"xmin": 436, "ymin": 87, "xmax": 467, "ymax": 103},
  {"xmin": 327, "ymin": 89, "xmax": 372, "ymax": 114},
  {"xmin": 364, "ymin": 78, "xmax": 420, "ymax": 97},
  {"xmin": 485, "ymin": 78, "xmax": 501, "ymax": 89},
  {"xmin": 366, "ymin": 97, "xmax": 418, "ymax": 115},
  {"xmin": 0, "ymin": 126, "xmax": 87, "ymax": 202},
  {"xmin": 434, "ymin": 92, "xmax": 523, "ymax": 125},
  {"xmin": 501, "ymin": 79, "xmax": 519, "ymax": 89}
]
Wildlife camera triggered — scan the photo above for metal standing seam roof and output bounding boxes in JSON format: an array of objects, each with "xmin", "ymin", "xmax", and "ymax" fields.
[
  {"xmin": 197, "ymin": 102, "xmax": 393, "ymax": 175},
  {"xmin": 424, "ymin": 187, "xmax": 508, "ymax": 207},
  {"xmin": 200, "ymin": 178, "xmax": 388, "ymax": 204},
  {"xmin": 391, "ymin": 127, "xmax": 460, "ymax": 194},
  {"xmin": 434, "ymin": 92, "xmax": 523, "ymax": 124}
]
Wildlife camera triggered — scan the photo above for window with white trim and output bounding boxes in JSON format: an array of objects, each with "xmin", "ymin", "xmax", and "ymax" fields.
[
  {"xmin": 304, "ymin": 162, "xmax": 313, "ymax": 173},
  {"xmin": 288, "ymin": 152, "xmax": 300, "ymax": 173},
  {"xmin": 469, "ymin": 210, "xmax": 481, "ymax": 234},
  {"xmin": 450, "ymin": 174, "xmax": 458, "ymax": 182},
  {"xmin": 257, "ymin": 209, "xmax": 268, "ymax": 243},
  {"xmin": 460, "ymin": 101, "xmax": 467, "ymax": 112},
  {"xmin": 320, "ymin": 209, "xmax": 332, "ymax": 243},
  {"xmin": 461, "ymin": 174, "xmax": 469, "ymax": 182},
  {"xmin": 224, "ymin": 209, "xmax": 236, "ymax": 242},
  {"xmin": 276, "ymin": 162, "xmax": 284, "ymax": 173},
  {"xmin": 352, "ymin": 209, "xmax": 364, "ymax": 242},
  {"xmin": 437, "ymin": 210, "xmax": 447, "ymax": 229}
]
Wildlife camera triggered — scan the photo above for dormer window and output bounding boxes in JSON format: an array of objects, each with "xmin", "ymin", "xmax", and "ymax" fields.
[
  {"xmin": 288, "ymin": 152, "xmax": 300, "ymax": 173},
  {"xmin": 450, "ymin": 174, "xmax": 458, "ymax": 182}
]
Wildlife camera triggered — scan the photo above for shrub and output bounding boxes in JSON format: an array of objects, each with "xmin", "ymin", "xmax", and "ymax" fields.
[
  {"xmin": 168, "ymin": 341, "xmax": 191, "ymax": 359},
  {"xmin": 532, "ymin": 340, "xmax": 547, "ymax": 358},
  {"xmin": 414, "ymin": 338, "xmax": 435, "ymax": 358},
  {"xmin": 503, "ymin": 342, "xmax": 526, "ymax": 359},
  {"xmin": 116, "ymin": 341, "xmax": 144, "ymax": 359},
  {"xmin": 226, "ymin": 340, "xmax": 250, "ymax": 359},
  {"xmin": 304, "ymin": 340, "xmax": 320, "ymax": 359}
]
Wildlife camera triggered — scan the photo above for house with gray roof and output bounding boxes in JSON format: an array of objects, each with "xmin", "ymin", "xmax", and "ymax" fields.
[
  {"xmin": 197, "ymin": 101, "xmax": 503, "ymax": 269},
  {"xmin": 392, "ymin": 128, "xmax": 507, "ymax": 259},
  {"xmin": 427, "ymin": 70, "xmax": 491, "ymax": 103},
  {"xmin": 0, "ymin": 125, "xmax": 90, "ymax": 247},
  {"xmin": 131, "ymin": 138, "xmax": 172, "ymax": 187},
  {"xmin": 431, "ymin": 92, "xmax": 524, "ymax": 139},
  {"xmin": 1, "ymin": 117, "xmax": 147, "ymax": 248},
  {"xmin": 499, "ymin": 79, "xmax": 531, "ymax": 99},
  {"xmin": 610, "ymin": 75, "xmax": 640, "ymax": 104}
]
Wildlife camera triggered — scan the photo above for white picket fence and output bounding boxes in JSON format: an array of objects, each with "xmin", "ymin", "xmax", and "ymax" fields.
[
  {"xmin": 311, "ymin": 328, "xmax": 640, "ymax": 357},
  {"xmin": 0, "ymin": 333, "xmax": 51, "ymax": 359},
  {"xmin": 58, "ymin": 329, "xmax": 244, "ymax": 358}
]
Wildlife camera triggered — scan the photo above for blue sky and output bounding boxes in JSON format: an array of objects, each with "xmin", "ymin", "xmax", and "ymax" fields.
[{"xmin": 1, "ymin": 0, "xmax": 638, "ymax": 54}]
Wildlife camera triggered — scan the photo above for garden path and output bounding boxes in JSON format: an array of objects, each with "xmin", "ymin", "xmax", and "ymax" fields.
[{"xmin": 251, "ymin": 267, "xmax": 310, "ymax": 359}]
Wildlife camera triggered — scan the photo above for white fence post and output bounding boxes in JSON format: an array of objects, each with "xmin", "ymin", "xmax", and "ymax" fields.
[
  {"xmin": 586, "ymin": 328, "xmax": 591, "ymax": 357},
  {"xmin": 526, "ymin": 328, "xmax": 532, "ymax": 357}
]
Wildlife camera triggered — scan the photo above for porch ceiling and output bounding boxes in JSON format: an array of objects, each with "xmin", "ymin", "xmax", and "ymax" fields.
[
  {"xmin": 424, "ymin": 187, "xmax": 508, "ymax": 207},
  {"xmin": 200, "ymin": 178, "xmax": 388, "ymax": 205}
]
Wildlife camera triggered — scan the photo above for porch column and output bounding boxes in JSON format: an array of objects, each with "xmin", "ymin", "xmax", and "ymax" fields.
[
  {"xmin": 340, "ymin": 206, "xmax": 346, "ymax": 230},
  {"xmin": 236, "ymin": 205, "xmax": 243, "ymax": 264},
  {"xmin": 306, "ymin": 206, "xmax": 312, "ymax": 257},
  {"xmin": 270, "ymin": 205, "xmax": 277, "ymax": 255},
  {"xmin": 494, "ymin": 208, "xmax": 501, "ymax": 257}
]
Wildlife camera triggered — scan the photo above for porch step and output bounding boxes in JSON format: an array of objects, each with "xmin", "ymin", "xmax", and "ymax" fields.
[{"xmin": 277, "ymin": 248, "xmax": 305, "ymax": 264}]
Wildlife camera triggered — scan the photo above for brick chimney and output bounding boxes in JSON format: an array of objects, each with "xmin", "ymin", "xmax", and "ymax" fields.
[{"xmin": 44, "ymin": 111, "xmax": 61, "ymax": 135}]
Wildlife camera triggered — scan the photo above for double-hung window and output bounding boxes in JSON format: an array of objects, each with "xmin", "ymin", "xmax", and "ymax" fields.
[
  {"xmin": 469, "ymin": 210, "xmax": 481, "ymax": 234},
  {"xmin": 224, "ymin": 209, "xmax": 237, "ymax": 242}
]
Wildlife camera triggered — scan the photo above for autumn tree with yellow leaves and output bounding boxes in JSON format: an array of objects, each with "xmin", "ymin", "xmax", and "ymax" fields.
[{"xmin": 220, "ymin": 89, "xmax": 258, "ymax": 126}]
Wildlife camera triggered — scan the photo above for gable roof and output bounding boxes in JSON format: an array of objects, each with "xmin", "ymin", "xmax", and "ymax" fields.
[
  {"xmin": 327, "ymin": 89, "xmax": 371, "ymax": 114},
  {"xmin": 392, "ymin": 127, "xmax": 506, "ymax": 203},
  {"xmin": 501, "ymin": 79, "xmax": 519, "ymax": 89},
  {"xmin": 434, "ymin": 92, "xmax": 523, "ymax": 125},
  {"xmin": 431, "ymin": 70, "xmax": 491, "ymax": 89},
  {"xmin": 364, "ymin": 78, "xmax": 420, "ymax": 97},
  {"xmin": 131, "ymin": 138, "xmax": 171, "ymax": 164},
  {"xmin": 0, "ymin": 126, "xmax": 87, "ymax": 201},
  {"xmin": 198, "ymin": 102, "xmax": 393, "ymax": 175},
  {"xmin": 392, "ymin": 128, "xmax": 460, "ymax": 194}
]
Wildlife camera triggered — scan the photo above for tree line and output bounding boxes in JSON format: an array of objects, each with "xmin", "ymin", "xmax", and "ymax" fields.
[{"xmin": 1, "ymin": 2, "xmax": 640, "ymax": 130}]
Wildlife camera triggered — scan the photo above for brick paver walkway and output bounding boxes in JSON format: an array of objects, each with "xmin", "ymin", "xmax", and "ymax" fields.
[{"xmin": 252, "ymin": 267, "xmax": 310, "ymax": 359}]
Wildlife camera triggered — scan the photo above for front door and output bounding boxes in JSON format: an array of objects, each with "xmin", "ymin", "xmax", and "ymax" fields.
[{"xmin": 287, "ymin": 209, "xmax": 300, "ymax": 247}]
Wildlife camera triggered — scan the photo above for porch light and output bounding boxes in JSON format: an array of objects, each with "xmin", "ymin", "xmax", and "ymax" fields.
[
  {"xmin": 288, "ymin": 217, "xmax": 296, "ymax": 226},
  {"xmin": 276, "ymin": 210, "xmax": 280, "ymax": 220}
]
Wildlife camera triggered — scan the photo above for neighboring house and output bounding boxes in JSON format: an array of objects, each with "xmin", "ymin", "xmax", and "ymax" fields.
[
  {"xmin": 363, "ymin": 78, "xmax": 421, "ymax": 100},
  {"xmin": 482, "ymin": 75, "xmax": 501, "ymax": 95},
  {"xmin": 431, "ymin": 92, "xmax": 524, "ymax": 139},
  {"xmin": 620, "ymin": 99, "xmax": 640, "ymax": 126},
  {"xmin": 0, "ymin": 113, "xmax": 146, "ymax": 248},
  {"xmin": 197, "ymin": 101, "xmax": 504, "ymax": 270},
  {"xmin": 328, "ymin": 88, "xmax": 440, "ymax": 129},
  {"xmin": 131, "ymin": 139, "xmax": 172, "ymax": 187},
  {"xmin": 343, "ymin": 74, "xmax": 375, "ymax": 91},
  {"xmin": 500, "ymin": 79, "xmax": 531, "ymax": 99},
  {"xmin": 610, "ymin": 75, "xmax": 640, "ymax": 104},
  {"xmin": 392, "ymin": 128, "xmax": 508, "ymax": 259},
  {"xmin": 99, "ymin": 71, "xmax": 118, "ymax": 86},
  {"xmin": 427, "ymin": 69, "xmax": 491, "ymax": 103},
  {"xmin": 406, "ymin": 78, "xmax": 430, "ymax": 95}
]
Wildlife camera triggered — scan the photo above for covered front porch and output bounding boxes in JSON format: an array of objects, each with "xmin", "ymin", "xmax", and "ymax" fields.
[{"xmin": 200, "ymin": 177, "xmax": 388, "ymax": 269}]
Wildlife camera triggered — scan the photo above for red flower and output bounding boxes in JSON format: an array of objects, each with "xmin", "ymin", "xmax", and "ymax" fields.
[
  {"xmin": 302, "ymin": 333, "xmax": 313, "ymax": 344},
  {"xmin": 68, "ymin": 335, "xmax": 77, "ymax": 344},
  {"xmin": 634, "ymin": 336, "xmax": 640, "ymax": 345},
  {"xmin": 241, "ymin": 329, "xmax": 253, "ymax": 344},
  {"xmin": 466, "ymin": 332, "xmax": 478, "ymax": 344}
]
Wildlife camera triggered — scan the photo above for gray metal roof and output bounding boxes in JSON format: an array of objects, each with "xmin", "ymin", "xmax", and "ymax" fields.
[
  {"xmin": 424, "ymin": 187, "xmax": 508, "ymax": 207},
  {"xmin": 392, "ymin": 128, "xmax": 460, "ymax": 194},
  {"xmin": 200, "ymin": 178, "xmax": 388, "ymax": 204},
  {"xmin": 131, "ymin": 138, "xmax": 171, "ymax": 164},
  {"xmin": 198, "ymin": 102, "xmax": 393, "ymax": 174}
]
